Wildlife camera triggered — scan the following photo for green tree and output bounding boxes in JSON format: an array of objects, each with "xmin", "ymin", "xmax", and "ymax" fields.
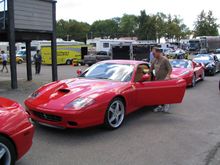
[
  {"xmin": 194, "ymin": 10, "xmax": 219, "ymax": 37},
  {"xmin": 165, "ymin": 15, "xmax": 190, "ymax": 41},
  {"xmin": 56, "ymin": 19, "xmax": 90, "ymax": 42},
  {"xmin": 136, "ymin": 10, "xmax": 157, "ymax": 40},
  {"xmin": 119, "ymin": 14, "xmax": 138, "ymax": 37},
  {"xmin": 90, "ymin": 19, "xmax": 119, "ymax": 38},
  {"xmin": 154, "ymin": 12, "xmax": 167, "ymax": 43}
]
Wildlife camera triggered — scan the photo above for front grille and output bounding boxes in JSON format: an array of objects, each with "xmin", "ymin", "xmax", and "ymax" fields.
[{"xmin": 32, "ymin": 110, "xmax": 62, "ymax": 122}]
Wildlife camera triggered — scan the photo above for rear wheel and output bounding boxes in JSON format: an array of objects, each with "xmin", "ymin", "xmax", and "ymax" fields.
[
  {"xmin": 201, "ymin": 71, "xmax": 205, "ymax": 81},
  {"xmin": 17, "ymin": 60, "xmax": 23, "ymax": 64},
  {"xmin": 66, "ymin": 60, "xmax": 72, "ymax": 65},
  {"xmin": 0, "ymin": 136, "xmax": 16, "ymax": 165},
  {"xmin": 104, "ymin": 98, "xmax": 125, "ymax": 129}
]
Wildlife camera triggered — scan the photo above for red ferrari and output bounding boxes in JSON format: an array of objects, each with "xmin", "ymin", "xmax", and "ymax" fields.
[
  {"xmin": 25, "ymin": 60, "xmax": 186, "ymax": 130},
  {"xmin": 0, "ymin": 97, "xmax": 34, "ymax": 165},
  {"xmin": 170, "ymin": 59, "xmax": 205, "ymax": 87}
]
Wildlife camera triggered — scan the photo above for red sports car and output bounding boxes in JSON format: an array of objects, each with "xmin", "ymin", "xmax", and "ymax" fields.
[
  {"xmin": 0, "ymin": 97, "xmax": 34, "ymax": 165},
  {"xmin": 25, "ymin": 60, "xmax": 186, "ymax": 129},
  {"xmin": 170, "ymin": 59, "xmax": 205, "ymax": 87}
]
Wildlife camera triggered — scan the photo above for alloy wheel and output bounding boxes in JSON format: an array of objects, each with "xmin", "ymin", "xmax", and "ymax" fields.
[
  {"xmin": 192, "ymin": 75, "xmax": 196, "ymax": 87},
  {"xmin": 0, "ymin": 143, "xmax": 11, "ymax": 165},
  {"xmin": 107, "ymin": 99, "xmax": 125, "ymax": 128}
]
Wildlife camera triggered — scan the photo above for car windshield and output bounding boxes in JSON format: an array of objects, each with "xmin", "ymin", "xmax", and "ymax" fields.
[
  {"xmin": 195, "ymin": 54, "xmax": 213, "ymax": 60},
  {"xmin": 170, "ymin": 60, "xmax": 191, "ymax": 68},
  {"xmin": 17, "ymin": 50, "xmax": 26, "ymax": 56},
  {"xmin": 80, "ymin": 63, "xmax": 134, "ymax": 82}
]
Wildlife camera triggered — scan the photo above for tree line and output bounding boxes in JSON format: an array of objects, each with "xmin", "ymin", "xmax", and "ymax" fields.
[{"xmin": 56, "ymin": 10, "xmax": 219, "ymax": 42}]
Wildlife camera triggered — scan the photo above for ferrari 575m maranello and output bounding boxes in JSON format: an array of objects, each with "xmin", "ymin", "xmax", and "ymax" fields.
[
  {"xmin": 170, "ymin": 59, "xmax": 205, "ymax": 87},
  {"xmin": 0, "ymin": 97, "xmax": 34, "ymax": 165},
  {"xmin": 25, "ymin": 60, "xmax": 186, "ymax": 129}
]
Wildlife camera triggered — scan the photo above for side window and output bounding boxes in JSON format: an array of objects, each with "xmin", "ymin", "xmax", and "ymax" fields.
[
  {"xmin": 103, "ymin": 43, "xmax": 110, "ymax": 48},
  {"xmin": 134, "ymin": 64, "xmax": 150, "ymax": 82}
]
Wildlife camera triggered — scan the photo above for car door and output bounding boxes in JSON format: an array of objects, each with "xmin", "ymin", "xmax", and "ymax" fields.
[{"xmin": 134, "ymin": 79, "xmax": 186, "ymax": 107}]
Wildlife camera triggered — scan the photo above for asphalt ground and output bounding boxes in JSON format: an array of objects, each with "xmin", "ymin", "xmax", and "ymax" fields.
[{"xmin": 0, "ymin": 64, "xmax": 220, "ymax": 165}]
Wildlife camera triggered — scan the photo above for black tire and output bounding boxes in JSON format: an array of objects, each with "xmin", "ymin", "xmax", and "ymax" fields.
[
  {"xmin": 0, "ymin": 136, "xmax": 16, "ymax": 165},
  {"xmin": 66, "ymin": 60, "xmax": 72, "ymax": 65},
  {"xmin": 17, "ymin": 60, "xmax": 22, "ymax": 64},
  {"xmin": 104, "ymin": 98, "xmax": 125, "ymax": 130},
  {"xmin": 201, "ymin": 71, "xmax": 205, "ymax": 81},
  {"xmin": 191, "ymin": 74, "xmax": 196, "ymax": 87},
  {"xmin": 210, "ymin": 69, "xmax": 216, "ymax": 76}
]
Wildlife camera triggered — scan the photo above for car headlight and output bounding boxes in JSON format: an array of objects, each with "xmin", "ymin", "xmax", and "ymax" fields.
[
  {"xmin": 64, "ymin": 97, "xmax": 95, "ymax": 110},
  {"xmin": 180, "ymin": 71, "xmax": 190, "ymax": 76}
]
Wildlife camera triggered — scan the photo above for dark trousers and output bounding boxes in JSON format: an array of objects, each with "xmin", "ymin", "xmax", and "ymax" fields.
[{"xmin": 35, "ymin": 62, "xmax": 41, "ymax": 74}]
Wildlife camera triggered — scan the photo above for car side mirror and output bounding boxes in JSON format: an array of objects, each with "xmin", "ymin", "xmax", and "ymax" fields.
[
  {"xmin": 139, "ymin": 74, "xmax": 150, "ymax": 82},
  {"xmin": 76, "ymin": 69, "xmax": 82, "ymax": 76}
]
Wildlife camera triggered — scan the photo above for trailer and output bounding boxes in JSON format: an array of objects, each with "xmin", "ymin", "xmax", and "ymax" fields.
[
  {"xmin": 189, "ymin": 36, "xmax": 220, "ymax": 53},
  {"xmin": 87, "ymin": 38, "xmax": 135, "ymax": 53},
  {"xmin": 111, "ymin": 42, "xmax": 133, "ymax": 60}
]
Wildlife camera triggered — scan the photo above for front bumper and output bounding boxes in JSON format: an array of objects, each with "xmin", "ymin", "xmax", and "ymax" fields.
[{"xmin": 25, "ymin": 102, "xmax": 107, "ymax": 129}]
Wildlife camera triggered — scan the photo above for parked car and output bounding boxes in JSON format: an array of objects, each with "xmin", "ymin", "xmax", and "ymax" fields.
[
  {"xmin": 167, "ymin": 49, "xmax": 186, "ymax": 59},
  {"xmin": 193, "ymin": 54, "xmax": 220, "ymax": 76},
  {"xmin": 25, "ymin": 60, "xmax": 186, "ymax": 130},
  {"xmin": 83, "ymin": 51, "xmax": 111, "ymax": 66},
  {"xmin": 216, "ymin": 54, "xmax": 220, "ymax": 61},
  {"xmin": 0, "ymin": 97, "xmax": 34, "ymax": 165},
  {"xmin": 0, "ymin": 55, "xmax": 24, "ymax": 64},
  {"xmin": 170, "ymin": 59, "xmax": 205, "ymax": 87}
]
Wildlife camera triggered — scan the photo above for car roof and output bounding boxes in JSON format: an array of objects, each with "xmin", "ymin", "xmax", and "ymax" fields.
[{"xmin": 99, "ymin": 60, "xmax": 147, "ymax": 65}]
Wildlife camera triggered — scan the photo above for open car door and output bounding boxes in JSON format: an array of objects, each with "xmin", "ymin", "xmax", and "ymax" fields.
[{"xmin": 134, "ymin": 78, "xmax": 186, "ymax": 107}]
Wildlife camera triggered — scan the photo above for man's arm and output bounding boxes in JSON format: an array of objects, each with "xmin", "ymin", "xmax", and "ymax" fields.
[
  {"xmin": 165, "ymin": 59, "xmax": 172, "ymax": 80},
  {"xmin": 148, "ymin": 60, "xmax": 155, "ymax": 74}
]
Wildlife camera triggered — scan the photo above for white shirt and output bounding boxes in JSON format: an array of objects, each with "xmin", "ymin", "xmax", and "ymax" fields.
[{"xmin": 1, "ymin": 53, "xmax": 8, "ymax": 61}]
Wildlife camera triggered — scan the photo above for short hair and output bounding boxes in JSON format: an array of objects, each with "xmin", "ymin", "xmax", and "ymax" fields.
[
  {"xmin": 155, "ymin": 48, "xmax": 162, "ymax": 53},
  {"xmin": 1, "ymin": 50, "xmax": 5, "ymax": 53}
]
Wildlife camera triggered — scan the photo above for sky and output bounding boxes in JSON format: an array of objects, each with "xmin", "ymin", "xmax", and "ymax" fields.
[{"xmin": 56, "ymin": 0, "xmax": 220, "ymax": 30}]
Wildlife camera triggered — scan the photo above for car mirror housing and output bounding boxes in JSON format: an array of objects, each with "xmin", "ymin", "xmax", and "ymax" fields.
[{"xmin": 76, "ymin": 69, "xmax": 82, "ymax": 76}]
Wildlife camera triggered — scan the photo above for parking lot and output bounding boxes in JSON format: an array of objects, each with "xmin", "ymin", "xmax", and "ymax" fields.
[{"xmin": 0, "ymin": 64, "xmax": 220, "ymax": 165}]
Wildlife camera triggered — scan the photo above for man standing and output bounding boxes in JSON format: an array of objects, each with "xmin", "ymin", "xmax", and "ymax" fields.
[
  {"xmin": 1, "ymin": 50, "xmax": 9, "ymax": 73},
  {"xmin": 34, "ymin": 50, "xmax": 42, "ymax": 74},
  {"xmin": 149, "ymin": 48, "xmax": 172, "ymax": 112},
  {"xmin": 149, "ymin": 47, "xmax": 156, "ymax": 62}
]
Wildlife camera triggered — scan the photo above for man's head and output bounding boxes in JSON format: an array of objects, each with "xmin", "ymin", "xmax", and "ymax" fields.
[
  {"xmin": 151, "ymin": 47, "xmax": 156, "ymax": 53},
  {"xmin": 37, "ymin": 50, "xmax": 40, "ymax": 54},
  {"xmin": 153, "ymin": 48, "xmax": 162, "ymax": 59},
  {"xmin": 1, "ymin": 50, "xmax": 5, "ymax": 54}
]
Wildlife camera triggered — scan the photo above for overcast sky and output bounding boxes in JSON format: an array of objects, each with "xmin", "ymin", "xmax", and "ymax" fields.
[{"xmin": 56, "ymin": 0, "xmax": 220, "ymax": 30}]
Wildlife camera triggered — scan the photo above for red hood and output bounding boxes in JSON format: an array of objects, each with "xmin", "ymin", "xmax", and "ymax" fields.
[
  {"xmin": 171, "ymin": 68, "xmax": 191, "ymax": 77},
  {"xmin": 27, "ymin": 78, "xmax": 126, "ymax": 110}
]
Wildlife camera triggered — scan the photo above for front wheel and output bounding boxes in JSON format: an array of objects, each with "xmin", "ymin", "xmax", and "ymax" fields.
[
  {"xmin": 0, "ymin": 136, "xmax": 16, "ymax": 165},
  {"xmin": 191, "ymin": 75, "xmax": 196, "ymax": 87},
  {"xmin": 104, "ymin": 98, "xmax": 125, "ymax": 129},
  {"xmin": 201, "ymin": 71, "xmax": 205, "ymax": 81}
]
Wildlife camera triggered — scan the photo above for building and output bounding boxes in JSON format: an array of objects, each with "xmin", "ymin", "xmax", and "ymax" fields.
[{"xmin": 0, "ymin": 0, "xmax": 57, "ymax": 89}]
